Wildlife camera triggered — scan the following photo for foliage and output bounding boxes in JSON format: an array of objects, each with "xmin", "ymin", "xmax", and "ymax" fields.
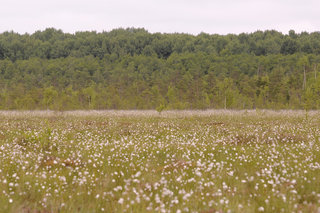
[{"xmin": 1, "ymin": 28, "xmax": 320, "ymax": 109}]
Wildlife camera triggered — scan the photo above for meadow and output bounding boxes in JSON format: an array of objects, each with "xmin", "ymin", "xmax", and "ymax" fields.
[{"xmin": 0, "ymin": 110, "xmax": 320, "ymax": 213}]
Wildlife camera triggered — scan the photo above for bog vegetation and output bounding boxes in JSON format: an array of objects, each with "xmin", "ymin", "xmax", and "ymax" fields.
[
  {"xmin": 0, "ymin": 110, "xmax": 320, "ymax": 212},
  {"xmin": 1, "ymin": 28, "xmax": 320, "ymax": 110}
]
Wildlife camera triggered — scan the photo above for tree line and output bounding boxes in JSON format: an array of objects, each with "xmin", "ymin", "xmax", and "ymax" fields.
[{"xmin": 0, "ymin": 28, "xmax": 320, "ymax": 110}]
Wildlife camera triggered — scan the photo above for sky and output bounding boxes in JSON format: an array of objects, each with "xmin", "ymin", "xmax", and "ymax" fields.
[{"xmin": 1, "ymin": 0, "xmax": 320, "ymax": 35}]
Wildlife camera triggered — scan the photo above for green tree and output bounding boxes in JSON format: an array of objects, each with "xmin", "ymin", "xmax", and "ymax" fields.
[
  {"xmin": 43, "ymin": 86, "xmax": 58, "ymax": 109},
  {"xmin": 82, "ymin": 84, "xmax": 97, "ymax": 109}
]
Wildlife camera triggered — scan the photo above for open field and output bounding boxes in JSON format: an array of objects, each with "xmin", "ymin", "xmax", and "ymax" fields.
[{"xmin": 0, "ymin": 110, "xmax": 320, "ymax": 213}]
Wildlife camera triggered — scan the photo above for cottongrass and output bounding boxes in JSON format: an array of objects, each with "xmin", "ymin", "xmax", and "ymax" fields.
[{"xmin": 0, "ymin": 110, "xmax": 320, "ymax": 212}]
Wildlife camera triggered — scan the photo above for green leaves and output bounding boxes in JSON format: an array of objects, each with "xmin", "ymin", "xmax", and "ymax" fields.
[{"xmin": 0, "ymin": 29, "xmax": 320, "ymax": 110}]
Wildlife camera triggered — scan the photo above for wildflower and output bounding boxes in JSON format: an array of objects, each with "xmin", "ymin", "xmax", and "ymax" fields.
[
  {"xmin": 227, "ymin": 171, "xmax": 234, "ymax": 176},
  {"xmin": 195, "ymin": 170, "xmax": 202, "ymax": 177},
  {"xmin": 134, "ymin": 171, "xmax": 141, "ymax": 178},
  {"xmin": 118, "ymin": 198, "xmax": 124, "ymax": 204}
]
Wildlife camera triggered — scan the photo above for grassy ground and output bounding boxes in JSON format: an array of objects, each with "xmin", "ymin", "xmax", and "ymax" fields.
[{"xmin": 0, "ymin": 110, "xmax": 320, "ymax": 213}]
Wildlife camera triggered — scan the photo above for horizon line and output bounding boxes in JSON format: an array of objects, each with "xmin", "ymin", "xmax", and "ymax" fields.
[{"xmin": 1, "ymin": 27, "xmax": 320, "ymax": 36}]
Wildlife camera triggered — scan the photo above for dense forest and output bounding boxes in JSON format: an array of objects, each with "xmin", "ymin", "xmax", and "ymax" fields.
[{"xmin": 0, "ymin": 28, "xmax": 320, "ymax": 110}]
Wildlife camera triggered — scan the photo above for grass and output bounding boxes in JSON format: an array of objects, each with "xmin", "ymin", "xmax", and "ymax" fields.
[{"xmin": 0, "ymin": 110, "xmax": 320, "ymax": 212}]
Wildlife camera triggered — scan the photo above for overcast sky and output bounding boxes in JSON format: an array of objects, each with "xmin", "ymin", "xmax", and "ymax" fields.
[{"xmin": 1, "ymin": 0, "xmax": 319, "ymax": 35}]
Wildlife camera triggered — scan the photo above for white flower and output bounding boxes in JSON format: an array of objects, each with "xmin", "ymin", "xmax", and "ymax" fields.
[
  {"xmin": 248, "ymin": 176, "xmax": 254, "ymax": 182},
  {"xmin": 134, "ymin": 171, "xmax": 141, "ymax": 178},
  {"xmin": 118, "ymin": 198, "xmax": 124, "ymax": 204},
  {"xmin": 258, "ymin": 206, "xmax": 264, "ymax": 212},
  {"xmin": 227, "ymin": 171, "xmax": 234, "ymax": 176},
  {"xmin": 195, "ymin": 170, "xmax": 202, "ymax": 177}
]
